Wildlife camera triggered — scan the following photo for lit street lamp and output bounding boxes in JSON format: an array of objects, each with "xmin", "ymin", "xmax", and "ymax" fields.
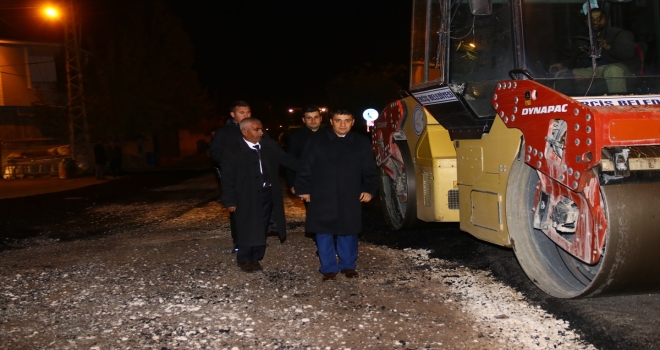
[
  {"xmin": 43, "ymin": 6, "xmax": 59, "ymax": 18},
  {"xmin": 42, "ymin": 1, "xmax": 91, "ymax": 169}
]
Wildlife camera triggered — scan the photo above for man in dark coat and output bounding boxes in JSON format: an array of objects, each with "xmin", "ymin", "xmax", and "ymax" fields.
[
  {"xmin": 286, "ymin": 104, "xmax": 324, "ymax": 248},
  {"xmin": 295, "ymin": 109, "xmax": 379, "ymax": 281},
  {"xmin": 210, "ymin": 101, "xmax": 252, "ymax": 253},
  {"xmin": 221, "ymin": 118, "xmax": 299, "ymax": 273},
  {"xmin": 286, "ymin": 104, "xmax": 323, "ymax": 193},
  {"xmin": 210, "ymin": 101, "xmax": 252, "ymax": 168}
]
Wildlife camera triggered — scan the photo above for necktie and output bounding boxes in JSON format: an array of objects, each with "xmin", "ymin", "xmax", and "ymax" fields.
[{"xmin": 254, "ymin": 144, "xmax": 270, "ymax": 188}]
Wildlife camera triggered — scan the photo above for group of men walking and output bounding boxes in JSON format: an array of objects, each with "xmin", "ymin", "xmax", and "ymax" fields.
[{"xmin": 210, "ymin": 101, "xmax": 378, "ymax": 281}]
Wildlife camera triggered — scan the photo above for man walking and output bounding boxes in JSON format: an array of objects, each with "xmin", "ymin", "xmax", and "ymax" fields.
[
  {"xmin": 210, "ymin": 101, "xmax": 252, "ymax": 253},
  {"xmin": 295, "ymin": 109, "xmax": 379, "ymax": 281},
  {"xmin": 220, "ymin": 118, "xmax": 298, "ymax": 272},
  {"xmin": 286, "ymin": 104, "xmax": 322, "ymax": 193},
  {"xmin": 286, "ymin": 105, "xmax": 323, "ymax": 246}
]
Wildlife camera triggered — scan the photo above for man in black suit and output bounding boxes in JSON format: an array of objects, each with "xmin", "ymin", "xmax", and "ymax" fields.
[
  {"xmin": 210, "ymin": 101, "xmax": 252, "ymax": 253},
  {"xmin": 295, "ymin": 109, "xmax": 379, "ymax": 281},
  {"xmin": 286, "ymin": 105, "xmax": 322, "ymax": 194},
  {"xmin": 286, "ymin": 105, "xmax": 324, "ymax": 249},
  {"xmin": 220, "ymin": 118, "xmax": 298, "ymax": 272}
]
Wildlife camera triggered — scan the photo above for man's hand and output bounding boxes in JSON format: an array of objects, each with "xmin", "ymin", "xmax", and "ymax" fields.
[
  {"xmin": 290, "ymin": 187, "xmax": 295, "ymax": 194},
  {"xmin": 228, "ymin": 206, "xmax": 236, "ymax": 212},
  {"xmin": 597, "ymin": 38, "xmax": 611, "ymax": 50},
  {"xmin": 359, "ymin": 192, "xmax": 372, "ymax": 202},
  {"xmin": 299, "ymin": 194, "xmax": 310, "ymax": 202}
]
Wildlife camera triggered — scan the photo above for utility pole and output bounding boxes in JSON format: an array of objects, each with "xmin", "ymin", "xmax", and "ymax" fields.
[{"xmin": 62, "ymin": 0, "xmax": 91, "ymax": 168}]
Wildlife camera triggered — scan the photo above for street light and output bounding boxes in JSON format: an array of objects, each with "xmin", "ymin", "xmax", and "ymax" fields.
[
  {"xmin": 43, "ymin": 6, "xmax": 59, "ymax": 19},
  {"xmin": 41, "ymin": 2, "xmax": 91, "ymax": 169}
]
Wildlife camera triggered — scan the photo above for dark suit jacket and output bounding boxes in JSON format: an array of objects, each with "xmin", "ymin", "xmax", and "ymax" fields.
[
  {"xmin": 210, "ymin": 119, "xmax": 241, "ymax": 167},
  {"xmin": 294, "ymin": 129, "xmax": 378, "ymax": 235},
  {"xmin": 286, "ymin": 126, "xmax": 317, "ymax": 189},
  {"xmin": 220, "ymin": 137, "xmax": 298, "ymax": 246}
]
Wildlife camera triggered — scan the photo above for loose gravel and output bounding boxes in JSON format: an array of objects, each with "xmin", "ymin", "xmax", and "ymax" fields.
[{"xmin": 1, "ymin": 174, "xmax": 597, "ymax": 349}]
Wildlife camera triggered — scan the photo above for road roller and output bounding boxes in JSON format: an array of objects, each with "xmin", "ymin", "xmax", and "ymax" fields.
[{"xmin": 371, "ymin": 0, "xmax": 660, "ymax": 297}]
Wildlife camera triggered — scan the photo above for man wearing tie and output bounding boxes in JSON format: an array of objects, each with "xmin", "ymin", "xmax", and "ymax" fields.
[{"xmin": 220, "ymin": 118, "xmax": 299, "ymax": 272}]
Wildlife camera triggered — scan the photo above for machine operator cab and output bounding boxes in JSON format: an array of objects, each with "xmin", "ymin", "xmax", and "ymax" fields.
[{"xmin": 411, "ymin": 0, "xmax": 660, "ymax": 127}]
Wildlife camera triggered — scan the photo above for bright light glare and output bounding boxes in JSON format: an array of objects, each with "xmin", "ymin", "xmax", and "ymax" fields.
[
  {"xmin": 44, "ymin": 6, "xmax": 59, "ymax": 18},
  {"xmin": 288, "ymin": 109, "xmax": 294, "ymax": 113},
  {"xmin": 468, "ymin": 43, "xmax": 476, "ymax": 48}
]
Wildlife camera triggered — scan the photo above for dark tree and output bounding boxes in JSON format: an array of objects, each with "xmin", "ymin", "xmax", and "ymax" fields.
[{"xmin": 85, "ymin": 0, "xmax": 213, "ymax": 139}]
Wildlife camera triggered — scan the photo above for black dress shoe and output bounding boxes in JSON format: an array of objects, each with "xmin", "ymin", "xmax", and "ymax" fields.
[
  {"xmin": 322, "ymin": 272, "xmax": 337, "ymax": 281},
  {"xmin": 237, "ymin": 262, "xmax": 254, "ymax": 273},
  {"xmin": 341, "ymin": 269, "xmax": 358, "ymax": 278}
]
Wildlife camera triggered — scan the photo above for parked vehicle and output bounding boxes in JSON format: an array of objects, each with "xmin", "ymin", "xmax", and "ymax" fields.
[{"xmin": 372, "ymin": 0, "xmax": 660, "ymax": 298}]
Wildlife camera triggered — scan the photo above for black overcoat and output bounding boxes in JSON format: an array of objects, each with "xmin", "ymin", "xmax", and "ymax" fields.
[
  {"xmin": 220, "ymin": 137, "xmax": 299, "ymax": 246},
  {"xmin": 294, "ymin": 129, "xmax": 379, "ymax": 235},
  {"xmin": 209, "ymin": 119, "xmax": 240, "ymax": 166},
  {"xmin": 285, "ymin": 126, "xmax": 316, "ymax": 189}
]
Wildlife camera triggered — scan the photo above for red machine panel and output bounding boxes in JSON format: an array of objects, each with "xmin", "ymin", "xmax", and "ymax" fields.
[
  {"xmin": 492, "ymin": 80, "xmax": 660, "ymax": 264},
  {"xmin": 372, "ymin": 100, "xmax": 406, "ymax": 179}
]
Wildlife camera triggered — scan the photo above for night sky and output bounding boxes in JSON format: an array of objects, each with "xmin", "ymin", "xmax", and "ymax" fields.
[
  {"xmin": 0, "ymin": 0, "xmax": 412, "ymax": 118},
  {"xmin": 166, "ymin": 0, "xmax": 412, "ymax": 113}
]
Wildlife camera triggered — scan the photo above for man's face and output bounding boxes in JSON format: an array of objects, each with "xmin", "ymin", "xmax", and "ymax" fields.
[
  {"xmin": 231, "ymin": 106, "xmax": 252, "ymax": 124},
  {"xmin": 330, "ymin": 114, "xmax": 354, "ymax": 136},
  {"xmin": 241, "ymin": 121, "xmax": 264, "ymax": 143},
  {"xmin": 590, "ymin": 10, "xmax": 606, "ymax": 32},
  {"xmin": 302, "ymin": 111, "xmax": 322, "ymax": 131}
]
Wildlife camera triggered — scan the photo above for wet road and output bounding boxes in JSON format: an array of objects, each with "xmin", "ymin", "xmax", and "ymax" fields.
[{"xmin": 1, "ymin": 170, "xmax": 659, "ymax": 350}]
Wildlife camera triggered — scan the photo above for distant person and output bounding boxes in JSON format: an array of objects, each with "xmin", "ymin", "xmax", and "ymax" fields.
[
  {"xmin": 210, "ymin": 101, "xmax": 253, "ymax": 254},
  {"xmin": 107, "ymin": 140, "xmax": 123, "ymax": 177},
  {"xmin": 550, "ymin": 8, "xmax": 638, "ymax": 93},
  {"xmin": 295, "ymin": 109, "xmax": 379, "ymax": 281},
  {"xmin": 93, "ymin": 139, "xmax": 107, "ymax": 180},
  {"xmin": 220, "ymin": 118, "xmax": 298, "ymax": 272}
]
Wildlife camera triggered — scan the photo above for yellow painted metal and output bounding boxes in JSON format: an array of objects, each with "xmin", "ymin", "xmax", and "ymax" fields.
[
  {"xmin": 456, "ymin": 117, "xmax": 522, "ymax": 247},
  {"xmin": 414, "ymin": 159, "xmax": 460, "ymax": 222},
  {"xmin": 411, "ymin": 108, "xmax": 459, "ymax": 222},
  {"xmin": 470, "ymin": 190, "xmax": 503, "ymax": 231},
  {"xmin": 400, "ymin": 96, "xmax": 439, "ymax": 157},
  {"xmin": 416, "ymin": 125, "xmax": 456, "ymax": 161}
]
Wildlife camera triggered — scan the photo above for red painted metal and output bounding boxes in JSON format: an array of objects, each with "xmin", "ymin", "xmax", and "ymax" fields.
[
  {"xmin": 372, "ymin": 100, "xmax": 406, "ymax": 180},
  {"xmin": 493, "ymin": 80, "xmax": 660, "ymax": 264}
]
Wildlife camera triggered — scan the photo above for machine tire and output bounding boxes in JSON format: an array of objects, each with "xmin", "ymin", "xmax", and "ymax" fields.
[
  {"xmin": 378, "ymin": 140, "xmax": 417, "ymax": 230},
  {"xmin": 507, "ymin": 151, "xmax": 660, "ymax": 297},
  {"xmin": 507, "ymin": 154, "xmax": 604, "ymax": 297}
]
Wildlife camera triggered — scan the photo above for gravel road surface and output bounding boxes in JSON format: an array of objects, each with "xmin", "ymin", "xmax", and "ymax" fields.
[{"xmin": 0, "ymin": 171, "xmax": 654, "ymax": 349}]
